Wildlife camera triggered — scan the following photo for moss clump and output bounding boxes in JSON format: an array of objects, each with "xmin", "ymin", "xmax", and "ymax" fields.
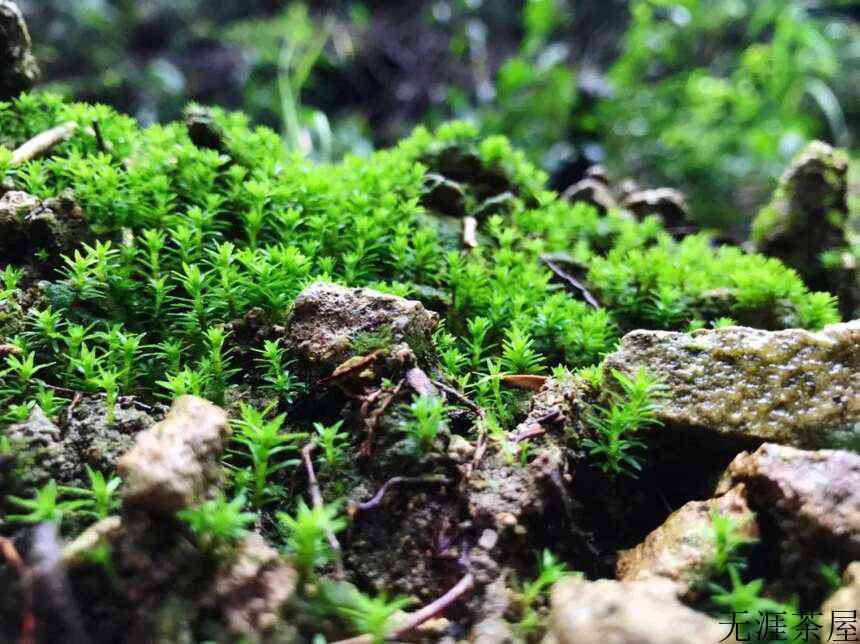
[{"xmin": 0, "ymin": 92, "xmax": 839, "ymax": 418}]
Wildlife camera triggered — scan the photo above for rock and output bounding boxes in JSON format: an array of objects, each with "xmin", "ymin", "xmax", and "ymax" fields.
[
  {"xmin": 514, "ymin": 376, "xmax": 590, "ymax": 441},
  {"xmin": 118, "ymin": 395, "xmax": 230, "ymax": 513},
  {"xmin": 0, "ymin": 1, "xmax": 39, "ymax": 100},
  {"xmin": 561, "ymin": 178, "xmax": 617, "ymax": 214},
  {"xmin": 471, "ymin": 617, "xmax": 516, "ymax": 643},
  {"xmin": 602, "ymin": 321, "xmax": 860, "ymax": 449},
  {"xmin": 423, "ymin": 173, "xmax": 467, "ymax": 216},
  {"xmin": 616, "ymin": 484, "xmax": 758, "ymax": 598},
  {"xmin": 465, "ymin": 443, "xmax": 568, "ymax": 532},
  {"xmin": 62, "ymin": 396, "xmax": 155, "ymax": 484},
  {"xmin": 750, "ymin": 141, "xmax": 856, "ymax": 316},
  {"xmin": 285, "ymin": 282, "xmax": 439, "ymax": 382},
  {"xmin": 200, "ymin": 533, "xmax": 298, "ymax": 640},
  {"xmin": 2, "ymin": 398, "xmax": 155, "ymax": 499},
  {"xmin": 715, "ymin": 443, "xmax": 860, "ymax": 562},
  {"xmin": 0, "ymin": 189, "xmax": 89, "ymax": 266},
  {"xmin": 3, "ymin": 406, "xmax": 65, "ymax": 495},
  {"xmin": 584, "ymin": 165, "xmax": 610, "ymax": 185},
  {"xmin": 622, "ymin": 187, "xmax": 690, "ymax": 229},
  {"xmin": 547, "ymin": 577, "xmax": 725, "ymax": 644},
  {"xmin": 821, "ymin": 561, "xmax": 860, "ymax": 621}
]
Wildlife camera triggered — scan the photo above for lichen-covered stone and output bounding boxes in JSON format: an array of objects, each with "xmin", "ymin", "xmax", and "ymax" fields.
[
  {"xmin": 616, "ymin": 484, "xmax": 758, "ymax": 598},
  {"xmin": 3, "ymin": 405, "xmax": 64, "ymax": 495},
  {"xmin": 750, "ymin": 141, "xmax": 856, "ymax": 316},
  {"xmin": 118, "ymin": 395, "xmax": 230, "ymax": 513},
  {"xmin": 0, "ymin": 1, "xmax": 39, "ymax": 100},
  {"xmin": 821, "ymin": 561, "xmax": 860, "ymax": 621},
  {"xmin": 2, "ymin": 398, "xmax": 153, "ymax": 498},
  {"xmin": 715, "ymin": 443, "xmax": 860, "ymax": 562},
  {"xmin": 0, "ymin": 189, "xmax": 89, "ymax": 266},
  {"xmin": 603, "ymin": 321, "xmax": 860, "ymax": 448},
  {"xmin": 547, "ymin": 577, "xmax": 725, "ymax": 644},
  {"xmin": 284, "ymin": 281, "xmax": 439, "ymax": 381}
]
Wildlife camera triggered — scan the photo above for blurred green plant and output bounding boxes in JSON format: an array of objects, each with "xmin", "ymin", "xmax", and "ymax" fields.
[{"xmin": 599, "ymin": 0, "xmax": 857, "ymax": 228}]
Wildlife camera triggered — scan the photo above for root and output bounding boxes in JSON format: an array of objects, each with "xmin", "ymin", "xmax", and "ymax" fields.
[{"xmin": 302, "ymin": 443, "xmax": 345, "ymax": 579}]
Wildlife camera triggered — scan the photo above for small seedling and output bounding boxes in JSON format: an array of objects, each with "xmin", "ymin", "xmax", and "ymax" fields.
[
  {"xmin": 402, "ymin": 394, "xmax": 449, "ymax": 455},
  {"xmin": 177, "ymin": 493, "xmax": 256, "ymax": 550},
  {"xmin": 277, "ymin": 500, "xmax": 346, "ymax": 580}
]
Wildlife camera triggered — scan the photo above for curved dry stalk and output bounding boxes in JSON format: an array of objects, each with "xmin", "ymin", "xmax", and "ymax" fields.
[
  {"xmin": 11, "ymin": 122, "xmax": 78, "ymax": 165},
  {"xmin": 348, "ymin": 474, "xmax": 452, "ymax": 517},
  {"xmin": 301, "ymin": 443, "xmax": 345, "ymax": 579}
]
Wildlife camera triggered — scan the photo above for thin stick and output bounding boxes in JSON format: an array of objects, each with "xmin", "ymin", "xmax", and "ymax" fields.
[
  {"xmin": 430, "ymin": 379, "xmax": 484, "ymax": 419},
  {"xmin": 540, "ymin": 254, "xmax": 601, "ymax": 309},
  {"xmin": 349, "ymin": 475, "xmax": 451, "ymax": 516},
  {"xmin": 0, "ymin": 537, "xmax": 35, "ymax": 644},
  {"xmin": 359, "ymin": 380, "xmax": 403, "ymax": 455},
  {"xmin": 462, "ymin": 216, "xmax": 478, "ymax": 248},
  {"xmin": 11, "ymin": 122, "xmax": 78, "ymax": 166},
  {"xmin": 301, "ymin": 443, "xmax": 345, "ymax": 579},
  {"xmin": 92, "ymin": 120, "xmax": 108, "ymax": 154},
  {"xmin": 0, "ymin": 344, "xmax": 23, "ymax": 357},
  {"xmin": 330, "ymin": 572, "xmax": 476, "ymax": 644},
  {"xmin": 390, "ymin": 571, "xmax": 475, "ymax": 638}
]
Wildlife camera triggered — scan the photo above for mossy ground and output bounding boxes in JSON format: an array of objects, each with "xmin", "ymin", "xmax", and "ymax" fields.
[{"xmin": 0, "ymin": 93, "xmax": 848, "ymax": 642}]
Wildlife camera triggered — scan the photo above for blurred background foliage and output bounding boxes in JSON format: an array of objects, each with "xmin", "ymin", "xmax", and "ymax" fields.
[{"xmin": 17, "ymin": 0, "xmax": 860, "ymax": 233}]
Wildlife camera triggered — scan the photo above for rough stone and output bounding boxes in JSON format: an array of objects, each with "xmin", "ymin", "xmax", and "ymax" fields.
[
  {"xmin": 622, "ymin": 187, "xmax": 690, "ymax": 229},
  {"xmin": 465, "ymin": 443, "xmax": 568, "ymax": 532},
  {"xmin": 2, "ymin": 398, "xmax": 154, "ymax": 499},
  {"xmin": 616, "ymin": 484, "xmax": 758, "ymax": 598},
  {"xmin": 0, "ymin": 189, "xmax": 89, "ymax": 266},
  {"xmin": 513, "ymin": 375, "xmax": 590, "ymax": 442},
  {"xmin": 715, "ymin": 443, "xmax": 860, "ymax": 562},
  {"xmin": 750, "ymin": 141, "xmax": 856, "ymax": 316},
  {"xmin": 603, "ymin": 321, "xmax": 860, "ymax": 449},
  {"xmin": 0, "ymin": 1, "xmax": 39, "ymax": 100},
  {"xmin": 821, "ymin": 562, "xmax": 860, "ymax": 622},
  {"xmin": 285, "ymin": 281, "xmax": 439, "ymax": 382},
  {"xmin": 547, "ymin": 577, "xmax": 725, "ymax": 644},
  {"xmin": 118, "ymin": 395, "xmax": 230, "ymax": 513},
  {"xmin": 200, "ymin": 533, "xmax": 298, "ymax": 639}
]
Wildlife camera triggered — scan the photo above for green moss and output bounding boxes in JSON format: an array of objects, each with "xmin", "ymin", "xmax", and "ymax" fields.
[{"xmin": 0, "ymin": 92, "xmax": 839, "ymax": 439}]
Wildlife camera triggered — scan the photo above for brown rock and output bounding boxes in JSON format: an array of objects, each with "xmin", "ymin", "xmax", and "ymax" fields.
[
  {"xmin": 118, "ymin": 395, "xmax": 230, "ymax": 513},
  {"xmin": 616, "ymin": 484, "xmax": 758, "ymax": 598},
  {"xmin": 715, "ymin": 443, "xmax": 860, "ymax": 561},
  {"xmin": 821, "ymin": 562, "xmax": 860, "ymax": 621},
  {"xmin": 603, "ymin": 321, "xmax": 860, "ymax": 449},
  {"xmin": 548, "ymin": 577, "xmax": 725, "ymax": 644},
  {"xmin": 285, "ymin": 282, "xmax": 439, "ymax": 382},
  {"xmin": 200, "ymin": 533, "xmax": 298, "ymax": 639}
]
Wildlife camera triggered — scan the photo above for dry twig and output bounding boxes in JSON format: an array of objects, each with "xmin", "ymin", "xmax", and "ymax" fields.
[
  {"xmin": 11, "ymin": 122, "xmax": 78, "ymax": 166},
  {"xmin": 0, "ymin": 536, "xmax": 35, "ymax": 644},
  {"xmin": 359, "ymin": 379, "xmax": 403, "ymax": 455},
  {"xmin": 348, "ymin": 475, "xmax": 452, "ymax": 517},
  {"xmin": 301, "ymin": 443, "xmax": 345, "ymax": 579},
  {"xmin": 429, "ymin": 379, "xmax": 484, "ymax": 419},
  {"xmin": 540, "ymin": 253, "xmax": 601, "ymax": 309}
]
